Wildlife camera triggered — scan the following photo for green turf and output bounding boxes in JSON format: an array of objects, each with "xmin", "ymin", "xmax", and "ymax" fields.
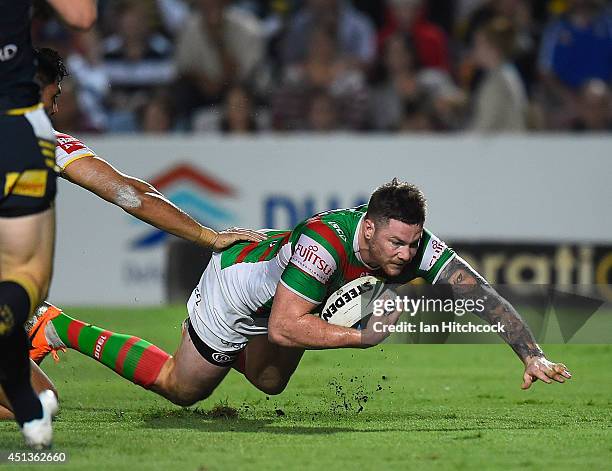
[{"xmin": 1, "ymin": 306, "xmax": 610, "ymax": 471}]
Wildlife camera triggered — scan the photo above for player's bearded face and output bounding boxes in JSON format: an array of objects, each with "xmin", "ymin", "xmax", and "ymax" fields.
[{"xmin": 368, "ymin": 219, "xmax": 422, "ymax": 276}]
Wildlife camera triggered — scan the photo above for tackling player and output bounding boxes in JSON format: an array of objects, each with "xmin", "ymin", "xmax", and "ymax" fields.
[
  {"xmin": 3, "ymin": 180, "xmax": 571, "ymax": 414},
  {"xmin": 37, "ymin": 48, "xmax": 264, "ymax": 251},
  {"xmin": 0, "ymin": 48, "xmax": 265, "ymax": 420},
  {"xmin": 0, "ymin": 0, "xmax": 96, "ymax": 449}
]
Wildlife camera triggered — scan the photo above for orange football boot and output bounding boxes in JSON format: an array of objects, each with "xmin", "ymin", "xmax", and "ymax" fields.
[{"xmin": 27, "ymin": 303, "xmax": 66, "ymax": 364}]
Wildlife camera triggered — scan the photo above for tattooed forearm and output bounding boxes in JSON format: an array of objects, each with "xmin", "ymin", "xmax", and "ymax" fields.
[{"xmin": 436, "ymin": 256, "xmax": 544, "ymax": 362}]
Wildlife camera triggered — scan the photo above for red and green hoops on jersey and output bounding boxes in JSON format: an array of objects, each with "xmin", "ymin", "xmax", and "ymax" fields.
[{"xmin": 219, "ymin": 205, "xmax": 455, "ymax": 310}]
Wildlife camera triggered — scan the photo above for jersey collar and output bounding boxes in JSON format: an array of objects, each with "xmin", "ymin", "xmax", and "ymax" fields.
[{"xmin": 353, "ymin": 213, "xmax": 378, "ymax": 271}]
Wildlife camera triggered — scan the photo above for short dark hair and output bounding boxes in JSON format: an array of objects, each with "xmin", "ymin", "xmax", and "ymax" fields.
[
  {"xmin": 366, "ymin": 178, "xmax": 426, "ymax": 226},
  {"xmin": 478, "ymin": 17, "xmax": 516, "ymax": 58},
  {"xmin": 34, "ymin": 48, "xmax": 68, "ymax": 87}
]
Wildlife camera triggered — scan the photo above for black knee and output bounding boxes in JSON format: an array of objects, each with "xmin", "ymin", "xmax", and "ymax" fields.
[{"xmin": 0, "ymin": 280, "xmax": 32, "ymax": 337}]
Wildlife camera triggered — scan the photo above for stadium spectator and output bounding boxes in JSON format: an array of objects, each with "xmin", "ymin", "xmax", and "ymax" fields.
[
  {"xmin": 221, "ymin": 86, "xmax": 258, "ymax": 134},
  {"xmin": 173, "ymin": 0, "xmax": 265, "ymax": 121},
  {"xmin": 398, "ymin": 95, "xmax": 436, "ymax": 132},
  {"xmin": 571, "ymin": 79, "xmax": 612, "ymax": 132},
  {"xmin": 155, "ymin": 0, "xmax": 190, "ymax": 36},
  {"xmin": 271, "ymin": 85, "xmax": 308, "ymax": 131},
  {"xmin": 424, "ymin": 0, "xmax": 457, "ymax": 35},
  {"xmin": 307, "ymin": 90, "xmax": 340, "ymax": 132},
  {"xmin": 460, "ymin": 0, "xmax": 540, "ymax": 94},
  {"xmin": 370, "ymin": 33, "xmax": 458, "ymax": 131},
  {"xmin": 234, "ymin": 0, "xmax": 296, "ymax": 20},
  {"xmin": 468, "ymin": 17, "xmax": 528, "ymax": 132},
  {"xmin": 49, "ymin": 79, "xmax": 91, "ymax": 133},
  {"xmin": 369, "ymin": 34, "xmax": 421, "ymax": 131},
  {"xmin": 462, "ymin": 0, "xmax": 534, "ymax": 45},
  {"xmin": 103, "ymin": 1, "xmax": 175, "ymax": 129},
  {"xmin": 65, "ymin": 29, "xmax": 110, "ymax": 132},
  {"xmin": 20, "ymin": 0, "xmax": 612, "ymax": 135},
  {"xmin": 281, "ymin": 0, "xmax": 376, "ymax": 69},
  {"xmin": 273, "ymin": 26, "xmax": 369, "ymax": 130},
  {"xmin": 538, "ymin": 0, "xmax": 612, "ymax": 128},
  {"xmin": 138, "ymin": 91, "xmax": 177, "ymax": 133},
  {"xmin": 379, "ymin": 0, "xmax": 451, "ymax": 71},
  {"xmin": 351, "ymin": 0, "xmax": 387, "ymax": 30}
]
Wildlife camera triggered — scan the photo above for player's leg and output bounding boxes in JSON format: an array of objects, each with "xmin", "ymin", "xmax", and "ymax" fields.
[
  {"xmin": 28, "ymin": 304, "xmax": 230, "ymax": 406},
  {"xmin": 0, "ymin": 208, "xmax": 55, "ymax": 306},
  {"xmin": 150, "ymin": 320, "xmax": 232, "ymax": 406},
  {"xmin": 0, "ymin": 107, "xmax": 58, "ymax": 447},
  {"xmin": 0, "ymin": 212, "xmax": 57, "ymax": 444},
  {"xmin": 0, "ymin": 360, "xmax": 57, "ymax": 420},
  {"xmin": 0, "ymin": 403, "xmax": 12, "ymax": 420},
  {"xmin": 0, "ymin": 208, "xmax": 55, "ymax": 425},
  {"xmin": 235, "ymin": 335, "xmax": 304, "ymax": 395},
  {"xmin": 185, "ymin": 253, "xmax": 303, "ymax": 397}
]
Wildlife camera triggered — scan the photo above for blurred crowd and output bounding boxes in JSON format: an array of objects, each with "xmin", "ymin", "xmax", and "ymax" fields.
[{"xmin": 32, "ymin": 0, "xmax": 612, "ymax": 134}]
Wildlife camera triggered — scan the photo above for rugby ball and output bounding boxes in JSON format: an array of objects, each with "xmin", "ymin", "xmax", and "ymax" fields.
[{"xmin": 320, "ymin": 276, "xmax": 388, "ymax": 328}]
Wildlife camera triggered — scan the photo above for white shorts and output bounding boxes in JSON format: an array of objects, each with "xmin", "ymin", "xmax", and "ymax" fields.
[{"xmin": 187, "ymin": 253, "xmax": 272, "ymax": 354}]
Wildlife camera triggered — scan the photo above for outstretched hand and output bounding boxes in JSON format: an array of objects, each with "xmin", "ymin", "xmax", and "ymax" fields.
[
  {"xmin": 211, "ymin": 227, "xmax": 267, "ymax": 251},
  {"xmin": 521, "ymin": 356, "xmax": 572, "ymax": 389},
  {"xmin": 361, "ymin": 288, "xmax": 402, "ymax": 347}
]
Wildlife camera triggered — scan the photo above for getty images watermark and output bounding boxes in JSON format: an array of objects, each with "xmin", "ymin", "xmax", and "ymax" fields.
[
  {"xmin": 371, "ymin": 294, "xmax": 507, "ymax": 334},
  {"xmin": 361, "ymin": 284, "xmax": 612, "ymax": 344}
]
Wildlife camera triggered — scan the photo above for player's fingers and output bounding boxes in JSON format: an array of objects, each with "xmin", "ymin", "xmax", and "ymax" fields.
[
  {"xmin": 521, "ymin": 372, "xmax": 534, "ymax": 390},
  {"xmin": 241, "ymin": 232, "xmax": 267, "ymax": 242},
  {"xmin": 229, "ymin": 227, "xmax": 260, "ymax": 233},
  {"xmin": 545, "ymin": 364, "xmax": 562, "ymax": 381},
  {"xmin": 245, "ymin": 233, "xmax": 267, "ymax": 241},
  {"xmin": 226, "ymin": 229, "xmax": 266, "ymax": 241},
  {"xmin": 225, "ymin": 227, "xmax": 267, "ymax": 239},
  {"xmin": 552, "ymin": 373, "xmax": 565, "ymax": 383},
  {"xmin": 386, "ymin": 309, "xmax": 402, "ymax": 324},
  {"xmin": 532, "ymin": 368, "xmax": 553, "ymax": 384},
  {"xmin": 554, "ymin": 363, "xmax": 572, "ymax": 379}
]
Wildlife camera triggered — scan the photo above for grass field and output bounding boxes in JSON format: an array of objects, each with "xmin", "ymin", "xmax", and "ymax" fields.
[{"xmin": 1, "ymin": 306, "xmax": 611, "ymax": 471}]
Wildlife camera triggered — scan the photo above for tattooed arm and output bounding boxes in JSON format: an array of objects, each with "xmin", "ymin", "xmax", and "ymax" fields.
[{"xmin": 436, "ymin": 256, "xmax": 572, "ymax": 389}]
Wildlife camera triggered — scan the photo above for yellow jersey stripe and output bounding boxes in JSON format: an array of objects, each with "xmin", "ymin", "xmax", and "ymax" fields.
[
  {"xmin": 38, "ymin": 140, "xmax": 56, "ymax": 150},
  {"xmin": 5, "ymin": 103, "xmax": 43, "ymax": 116},
  {"xmin": 4, "ymin": 173, "xmax": 20, "ymax": 197}
]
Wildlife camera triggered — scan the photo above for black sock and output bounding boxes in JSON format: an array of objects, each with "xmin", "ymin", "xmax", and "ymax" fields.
[
  {"xmin": 0, "ymin": 280, "xmax": 31, "ymax": 336},
  {"xmin": 0, "ymin": 279, "xmax": 41, "ymax": 424},
  {"xmin": 0, "ymin": 328, "xmax": 42, "ymax": 426}
]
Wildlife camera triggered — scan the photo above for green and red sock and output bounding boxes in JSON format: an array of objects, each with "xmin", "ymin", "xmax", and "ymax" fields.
[{"xmin": 50, "ymin": 313, "xmax": 170, "ymax": 389}]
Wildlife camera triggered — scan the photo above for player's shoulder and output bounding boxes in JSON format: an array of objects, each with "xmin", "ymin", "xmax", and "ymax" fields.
[
  {"xmin": 293, "ymin": 205, "xmax": 365, "ymax": 259},
  {"xmin": 54, "ymin": 130, "xmax": 96, "ymax": 170},
  {"xmin": 304, "ymin": 206, "xmax": 366, "ymax": 242},
  {"xmin": 290, "ymin": 207, "xmax": 365, "ymax": 266},
  {"xmin": 414, "ymin": 227, "xmax": 454, "ymax": 281}
]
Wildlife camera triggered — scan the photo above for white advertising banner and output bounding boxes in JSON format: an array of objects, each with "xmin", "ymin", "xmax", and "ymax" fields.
[{"xmin": 51, "ymin": 135, "xmax": 612, "ymax": 305}]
